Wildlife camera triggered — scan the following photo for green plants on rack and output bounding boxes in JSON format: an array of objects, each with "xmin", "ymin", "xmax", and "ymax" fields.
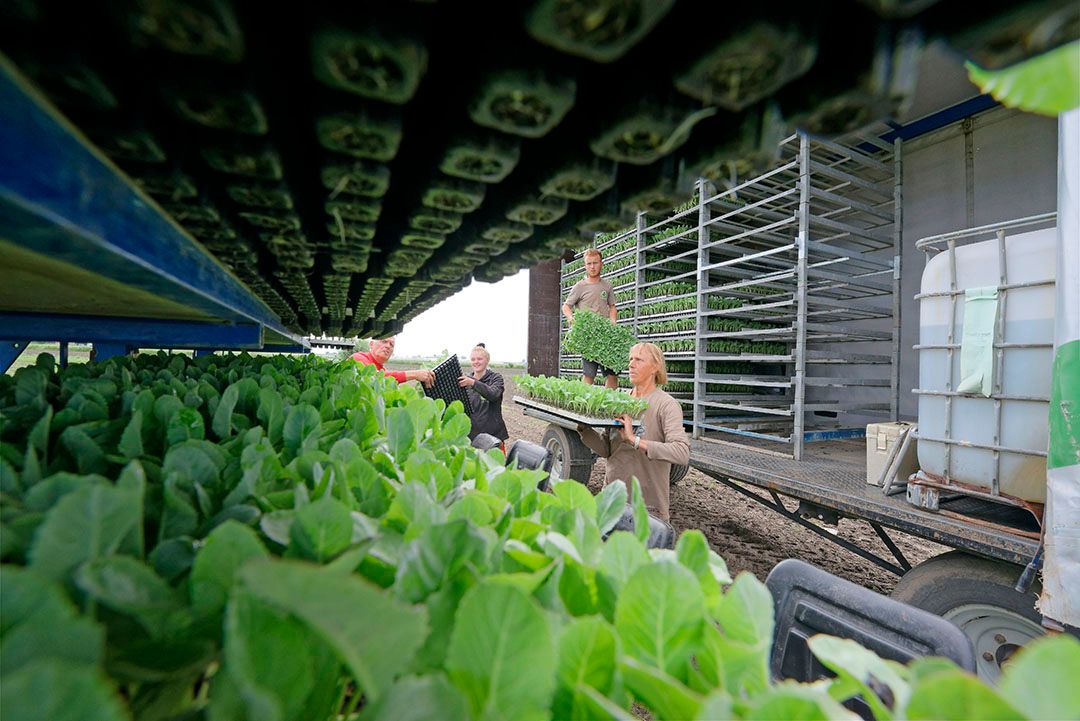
[
  {"xmin": 506, "ymin": 195, "xmax": 569, "ymax": 225},
  {"xmin": 651, "ymin": 223, "xmax": 693, "ymax": 242},
  {"xmin": 526, "ymin": 0, "xmax": 676, "ymax": 62},
  {"xmin": 516, "ymin": 374, "xmax": 649, "ymax": 418},
  {"xmin": 171, "ymin": 90, "xmax": 268, "ymax": 134},
  {"xmin": 409, "ymin": 208, "xmax": 463, "ymax": 235},
  {"xmin": 481, "ymin": 220, "xmax": 533, "ymax": 244},
  {"xmin": 202, "ymin": 146, "xmax": 283, "ymax": 179},
  {"xmin": 469, "ymin": 70, "xmax": 576, "ymax": 138},
  {"xmin": 540, "ymin": 161, "xmax": 616, "ymax": 201},
  {"xmin": 385, "ymin": 247, "xmax": 434, "ymax": 277},
  {"xmin": 563, "ymin": 309, "xmax": 638, "ymax": 374},
  {"xmin": 312, "ymin": 29, "xmax": 427, "ymax": 104},
  {"xmin": 675, "ymin": 23, "xmax": 817, "ymax": 111},
  {"xmin": 322, "ymin": 162, "xmax": 392, "ymax": 199},
  {"xmin": 331, "ymin": 252, "xmax": 369, "ymax": 274},
  {"xmin": 421, "ymin": 178, "xmax": 486, "ymax": 213},
  {"xmin": 440, "ymin": 135, "xmax": 521, "ymax": 183},
  {"xmin": 326, "ymin": 198, "xmax": 381, "ymax": 224},
  {"xmin": 607, "ymin": 270, "xmax": 635, "ymax": 289},
  {"xmin": 316, "ymin": 112, "xmax": 403, "ymax": 162}
]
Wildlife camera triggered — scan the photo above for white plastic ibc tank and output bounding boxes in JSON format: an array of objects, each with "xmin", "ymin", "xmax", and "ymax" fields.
[{"xmin": 917, "ymin": 227, "xmax": 1056, "ymax": 503}]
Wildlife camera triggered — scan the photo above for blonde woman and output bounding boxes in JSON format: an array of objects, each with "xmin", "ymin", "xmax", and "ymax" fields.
[
  {"xmin": 576, "ymin": 342, "xmax": 689, "ymax": 521},
  {"xmin": 458, "ymin": 343, "xmax": 509, "ymax": 449}
]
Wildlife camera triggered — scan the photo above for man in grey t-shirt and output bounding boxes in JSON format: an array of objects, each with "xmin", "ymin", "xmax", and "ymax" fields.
[{"xmin": 562, "ymin": 248, "xmax": 619, "ymax": 389}]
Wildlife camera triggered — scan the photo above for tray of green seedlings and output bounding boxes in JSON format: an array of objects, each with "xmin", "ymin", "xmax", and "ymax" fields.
[
  {"xmin": 578, "ymin": 215, "xmax": 626, "ymax": 236},
  {"xmin": 622, "ymin": 187, "xmax": 682, "ymax": 216},
  {"xmin": 515, "ymin": 375, "xmax": 648, "ymax": 426},
  {"xmin": 322, "ymin": 162, "xmax": 391, "ymax": 199},
  {"xmin": 526, "ymin": 0, "xmax": 675, "ymax": 62},
  {"xmin": 506, "ymin": 195, "xmax": 568, "ymax": 225},
  {"xmin": 540, "ymin": 162, "xmax": 616, "ymax": 201},
  {"xmin": 675, "ymin": 22, "xmax": 817, "ymax": 111},
  {"xmin": 422, "ymin": 178, "xmax": 486, "ymax": 213},
  {"xmin": 202, "ymin": 146, "xmax": 283, "ymax": 179},
  {"xmin": 400, "ymin": 233, "xmax": 445, "ymax": 251},
  {"xmin": 326, "ymin": 198, "xmax": 381, "ymax": 224},
  {"xmin": 482, "ymin": 220, "xmax": 533, "ymax": 244},
  {"xmin": 469, "ymin": 70, "xmax": 576, "ymax": 138},
  {"xmin": 440, "ymin": 135, "xmax": 521, "ymax": 183},
  {"xmin": 171, "ymin": 90, "xmax": 268, "ymax": 134},
  {"xmin": 312, "ymin": 29, "xmax": 427, "ymax": 104},
  {"xmin": 316, "ymin": 111, "xmax": 402, "ymax": 162},
  {"xmin": 563, "ymin": 309, "xmax": 637, "ymax": 374},
  {"xmin": 409, "ymin": 208, "xmax": 462, "ymax": 235},
  {"xmin": 591, "ymin": 105, "xmax": 714, "ymax": 165},
  {"xmin": 608, "ymin": 271, "xmax": 636, "ymax": 291}
]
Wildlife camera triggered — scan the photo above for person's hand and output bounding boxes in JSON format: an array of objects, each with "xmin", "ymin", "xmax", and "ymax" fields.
[
  {"xmin": 458, "ymin": 375, "xmax": 476, "ymax": 388},
  {"xmin": 616, "ymin": 415, "xmax": 636, "ymax": 444},
  {"xmin": 418, "ymin": 369, "xmax": 435, "ymax": 388}
]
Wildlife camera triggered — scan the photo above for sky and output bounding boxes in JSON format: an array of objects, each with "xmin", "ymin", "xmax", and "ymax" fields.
[{"xmin": 393, "ymin": 269, "xmax": 530, "ymax": 363}]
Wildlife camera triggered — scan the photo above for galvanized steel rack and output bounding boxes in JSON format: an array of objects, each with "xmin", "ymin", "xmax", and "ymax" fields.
[{"xmin": 559, "ymin": 130, "xmax": 902, "ymax": 459}]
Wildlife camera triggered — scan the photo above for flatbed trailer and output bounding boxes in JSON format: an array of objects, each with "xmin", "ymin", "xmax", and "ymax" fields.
[{"xmin": 688, "ymin": 438, "xmax": 1040, "ymax": 576}]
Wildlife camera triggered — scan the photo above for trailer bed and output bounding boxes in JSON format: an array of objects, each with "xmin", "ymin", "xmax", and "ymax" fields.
[{"xmin": 689, "ymin": 439, "xmax": 1040, "ymax": 568}]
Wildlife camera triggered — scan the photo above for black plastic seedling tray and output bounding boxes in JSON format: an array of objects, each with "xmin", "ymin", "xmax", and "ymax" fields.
[{"xmin": 425, "ymin": 356, "xmax": 472, "ymax": 415}]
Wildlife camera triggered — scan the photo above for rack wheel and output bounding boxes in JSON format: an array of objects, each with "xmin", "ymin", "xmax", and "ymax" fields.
[
  {"xmin": 670, "ymin": 463, "xmax": 689, "ymax": 485},
  {"xmin": 542, "ymin": 424, "xmax": 594, "ymax": 484}
]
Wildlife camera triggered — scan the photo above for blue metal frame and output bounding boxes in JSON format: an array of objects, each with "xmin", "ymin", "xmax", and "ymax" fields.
[
  {"xmin": 0, "ymin": 313, "xmax": 263, "ymax": 349},
  {"xmin": 0, "ymin": 57, "xmax": 307, "ymax": 353}
]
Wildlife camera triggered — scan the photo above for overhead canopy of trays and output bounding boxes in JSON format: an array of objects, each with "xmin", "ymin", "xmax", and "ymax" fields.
[{"xmin": 0, "ymin": 0, "xmax": 1073, "ymax": 338}]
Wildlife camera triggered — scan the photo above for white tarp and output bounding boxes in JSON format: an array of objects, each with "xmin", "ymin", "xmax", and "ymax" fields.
[{"xmin": 1039, "ymin": 108, "xmax": 1080, "ymax": 628}]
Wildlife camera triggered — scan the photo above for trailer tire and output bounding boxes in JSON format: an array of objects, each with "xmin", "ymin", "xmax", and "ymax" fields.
[
  {"xmin": 891, "ymin": 551, "xmax": 1044, "ymax": 684},
  {"xmin": 670, "ymin": 463, "xmax": 689, "ymax": 485},
  {"xmin": 542, "ymin": 425, "xmax": 594, "ymax": 484}
]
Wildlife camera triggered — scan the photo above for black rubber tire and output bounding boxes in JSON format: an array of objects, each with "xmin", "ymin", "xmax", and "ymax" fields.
[
  {"xmin": 669, "ymin": 463, "xmax": 689, "ymax": 486},
  {"xmin": 542, "ymin": 425, "xmax": 594, "ymax": 484},
  {"xmin": 891, "ymin": 551, "xmax": 1045, "ymax": 683}
]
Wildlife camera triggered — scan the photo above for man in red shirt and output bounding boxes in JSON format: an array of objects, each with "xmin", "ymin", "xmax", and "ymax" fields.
[{"xmin": 351, "ymin": 336, "xmax": 435, "ymax": 387}]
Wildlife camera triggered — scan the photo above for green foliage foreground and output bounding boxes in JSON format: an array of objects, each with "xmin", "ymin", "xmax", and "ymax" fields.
[{"xmin": 1, "ymin": 352, "xmax": 1077, "ymax": 721}]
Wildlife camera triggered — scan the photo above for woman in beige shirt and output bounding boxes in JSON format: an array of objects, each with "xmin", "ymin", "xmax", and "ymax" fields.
[{"xmin": 576, "ymin": 342, "xmax": 690, "ymax": 521}]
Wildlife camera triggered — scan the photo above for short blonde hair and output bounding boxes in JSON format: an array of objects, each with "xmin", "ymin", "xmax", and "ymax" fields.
[
  {"xmin": 583, "ymin": 248, "xmax": 603, "ymax": 261},
  {"xmin": 631, "ymin": 342, "xmax": 668, "ymax": 385},
  {"xmin": 471, "ymin": 344, "xmax": 490, "ymax": 362}
]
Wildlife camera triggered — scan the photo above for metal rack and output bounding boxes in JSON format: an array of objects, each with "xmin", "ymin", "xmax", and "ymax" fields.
[{"xmin": 558, "ymin": 130, "xmax": 901, "ymax": 460}]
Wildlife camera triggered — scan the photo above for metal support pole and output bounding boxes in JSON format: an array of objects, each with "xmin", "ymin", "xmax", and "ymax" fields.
[
  {"xmin": 59, "ymin": 341, "xmax": 69, "ymax": 369},
  {"xmin": 793, "ymin": 133, "xmax": 811, "ymax": 460},
  {"xmin": 1, "ymin": 340, "xmax": 29, "ymax": 373},
  {"xmin": 633, "ymin": 212, "xmax": 646, "ymax": 334},
  {"xmin": 891, "ymin": 137, "xmax": 903, "ymax": 421},
  {"xmin": 694, "ymin": 178, "xmax": 709, "ymax": 439}
]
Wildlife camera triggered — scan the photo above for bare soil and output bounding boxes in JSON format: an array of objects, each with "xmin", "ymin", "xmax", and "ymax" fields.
[{"xmin": 497, "ymin": 369, "xmax": 947, "ymax": 595}]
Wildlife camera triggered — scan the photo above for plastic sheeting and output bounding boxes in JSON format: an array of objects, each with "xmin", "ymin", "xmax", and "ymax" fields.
[{"xmin": 1040, "ymin": 108, "xmax": 1080, "ymax": 628}]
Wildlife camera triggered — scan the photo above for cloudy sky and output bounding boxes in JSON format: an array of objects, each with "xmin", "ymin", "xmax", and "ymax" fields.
[{"xmin": 393, "ymin": 269, "xmax": 530, "ymax": 363}]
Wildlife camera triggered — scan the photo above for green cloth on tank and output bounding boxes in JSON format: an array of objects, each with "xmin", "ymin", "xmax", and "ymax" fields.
[{"xmin": 957, "ymin": 286, "xmax": 999, "ymax": 397}]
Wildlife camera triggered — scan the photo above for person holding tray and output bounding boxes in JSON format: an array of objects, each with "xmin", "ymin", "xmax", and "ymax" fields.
[
  {"xmin": 352, "ymin": 337, "xmax": 435, "ymax": 387},
  {"xmin": 562, "ymin": 248, "xmax": 619, "ymax": 389},
  {"xmin": 576, "ymin": 342, "xmax": 689, "ymax": 521},
  {"xmin": 458, "ymin": 343, "xmax": 509, "ymax": 449}
]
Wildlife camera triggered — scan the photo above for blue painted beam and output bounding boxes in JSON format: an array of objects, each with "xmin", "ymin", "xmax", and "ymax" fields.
[
  {"xmin": 93, "ymin": 343, "xmax": 134, "ymax": 362},
  {"xmin": 0, "ymin": 58, "xmax": 298, "ymax": 343},
  {"xmin": 0, "ymin": 313, "xmax": 263, "ymax": 349},
  {"xmin": 1, "ymin": 340, "xmax": 28, "ymax": 373}
]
